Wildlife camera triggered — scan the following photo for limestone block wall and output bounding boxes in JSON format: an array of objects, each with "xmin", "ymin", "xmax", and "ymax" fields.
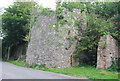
[
  {"xmin": 97, "ymin": 34, "xmax": 119, "ymax": 69},
  {"xmin": 26, "ymin": 9, "xmax": 86, "ymax": 68}
]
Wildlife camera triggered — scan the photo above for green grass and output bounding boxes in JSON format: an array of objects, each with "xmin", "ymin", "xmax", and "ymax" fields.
[
  {"xmin": 6, "ymin": 60, "xmax": 119, "ymax": 80},
  {"xmin": 7, "ymin": 60, "xmax": 27, "ymax": 67},
  {"xmin": 37, "ymin": 66, "xmax": 119, "ymax": 79}
]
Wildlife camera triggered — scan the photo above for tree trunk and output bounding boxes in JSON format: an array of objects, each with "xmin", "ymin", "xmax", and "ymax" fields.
[{"xmin": 7, "ymin": 46, "xmax": 11, "ymax": 60}]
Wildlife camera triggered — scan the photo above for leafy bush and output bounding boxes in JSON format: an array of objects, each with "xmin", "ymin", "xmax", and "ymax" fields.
[
  {"xmin": 107, "ymin": 59, "xmax": 120, "ymax": 72},
  {"xmin": 41, "ymin": 8, "xmax": 54, "ymax": 16},
  {"xmin": 39, "ymin": 64, "xmax": 46, "ymax": 68},
  {"xmin": 56, "ymin": 3, "xmax": 64, "ymax": 20}
]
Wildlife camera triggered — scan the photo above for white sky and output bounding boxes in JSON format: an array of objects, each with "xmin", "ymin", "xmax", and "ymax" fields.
[
  {"xmin": 0, "ymin": 0, "xmax": 56, "ymax": 10},
  {"xmin": 0, "ymin": 0, "xmax": 118, "ymax": 11}
]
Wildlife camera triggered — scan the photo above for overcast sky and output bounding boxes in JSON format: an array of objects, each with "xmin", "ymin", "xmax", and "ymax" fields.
[{"xmin": 0, "ymin": 0, "xmax": 56, "ymax": 10}]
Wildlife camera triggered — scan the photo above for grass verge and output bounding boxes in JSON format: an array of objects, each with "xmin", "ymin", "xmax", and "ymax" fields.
[{"xmin": 6, "ymin": 60, "xmax": 119, "ymax": 80}]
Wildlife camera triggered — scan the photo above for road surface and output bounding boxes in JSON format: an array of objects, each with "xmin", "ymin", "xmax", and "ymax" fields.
[{"xmin": 0, "ymin": 61, "xmax": 87, "ymax": 79}]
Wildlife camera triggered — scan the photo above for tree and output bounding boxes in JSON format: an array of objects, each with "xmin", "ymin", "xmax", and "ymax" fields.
[
  {"xmin": 2, "ymin": 2, "xmax": 37, "ymax": 60},
  {"xmin": 84, "ymin": 2, "xmax": 120, "ymax": 42}
]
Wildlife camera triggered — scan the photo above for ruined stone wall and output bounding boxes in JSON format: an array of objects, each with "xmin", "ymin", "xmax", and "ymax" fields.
[
  {"xmin": 97, "ymin": 34, "xmax": 119, "ymax": 69},
  {"xmin": 26, "ymin": 9, "xmax": 86, "ymax": 68}
]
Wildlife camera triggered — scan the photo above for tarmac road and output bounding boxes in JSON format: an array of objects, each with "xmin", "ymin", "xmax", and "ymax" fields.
[{"xmin": 0, "ymin": 61, "xmax": 86, "ymax": 79}]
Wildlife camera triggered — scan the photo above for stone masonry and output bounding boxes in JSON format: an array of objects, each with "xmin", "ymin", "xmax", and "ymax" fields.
[
  {"xmin": 97, "ymin": 34, "xmax": 119, "ymax": 69},
  {"xmin": 26, "ymin": 8, "xmax": 86, "ymax": 68}
]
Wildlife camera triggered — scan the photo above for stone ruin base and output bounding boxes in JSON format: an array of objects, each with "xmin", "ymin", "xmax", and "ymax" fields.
[{"xmin": 97, "ymin": 34, "xmax": 119, "ymax": 69}]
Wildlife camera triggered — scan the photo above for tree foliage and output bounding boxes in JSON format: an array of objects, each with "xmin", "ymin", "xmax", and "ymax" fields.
[
  {"xmin": 59, "ymin": 2, "xmax": 119, "ymax": 66},
  {"xmin": 2, "ymin": 2, "xmax": 37, "ymax": 59}
]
